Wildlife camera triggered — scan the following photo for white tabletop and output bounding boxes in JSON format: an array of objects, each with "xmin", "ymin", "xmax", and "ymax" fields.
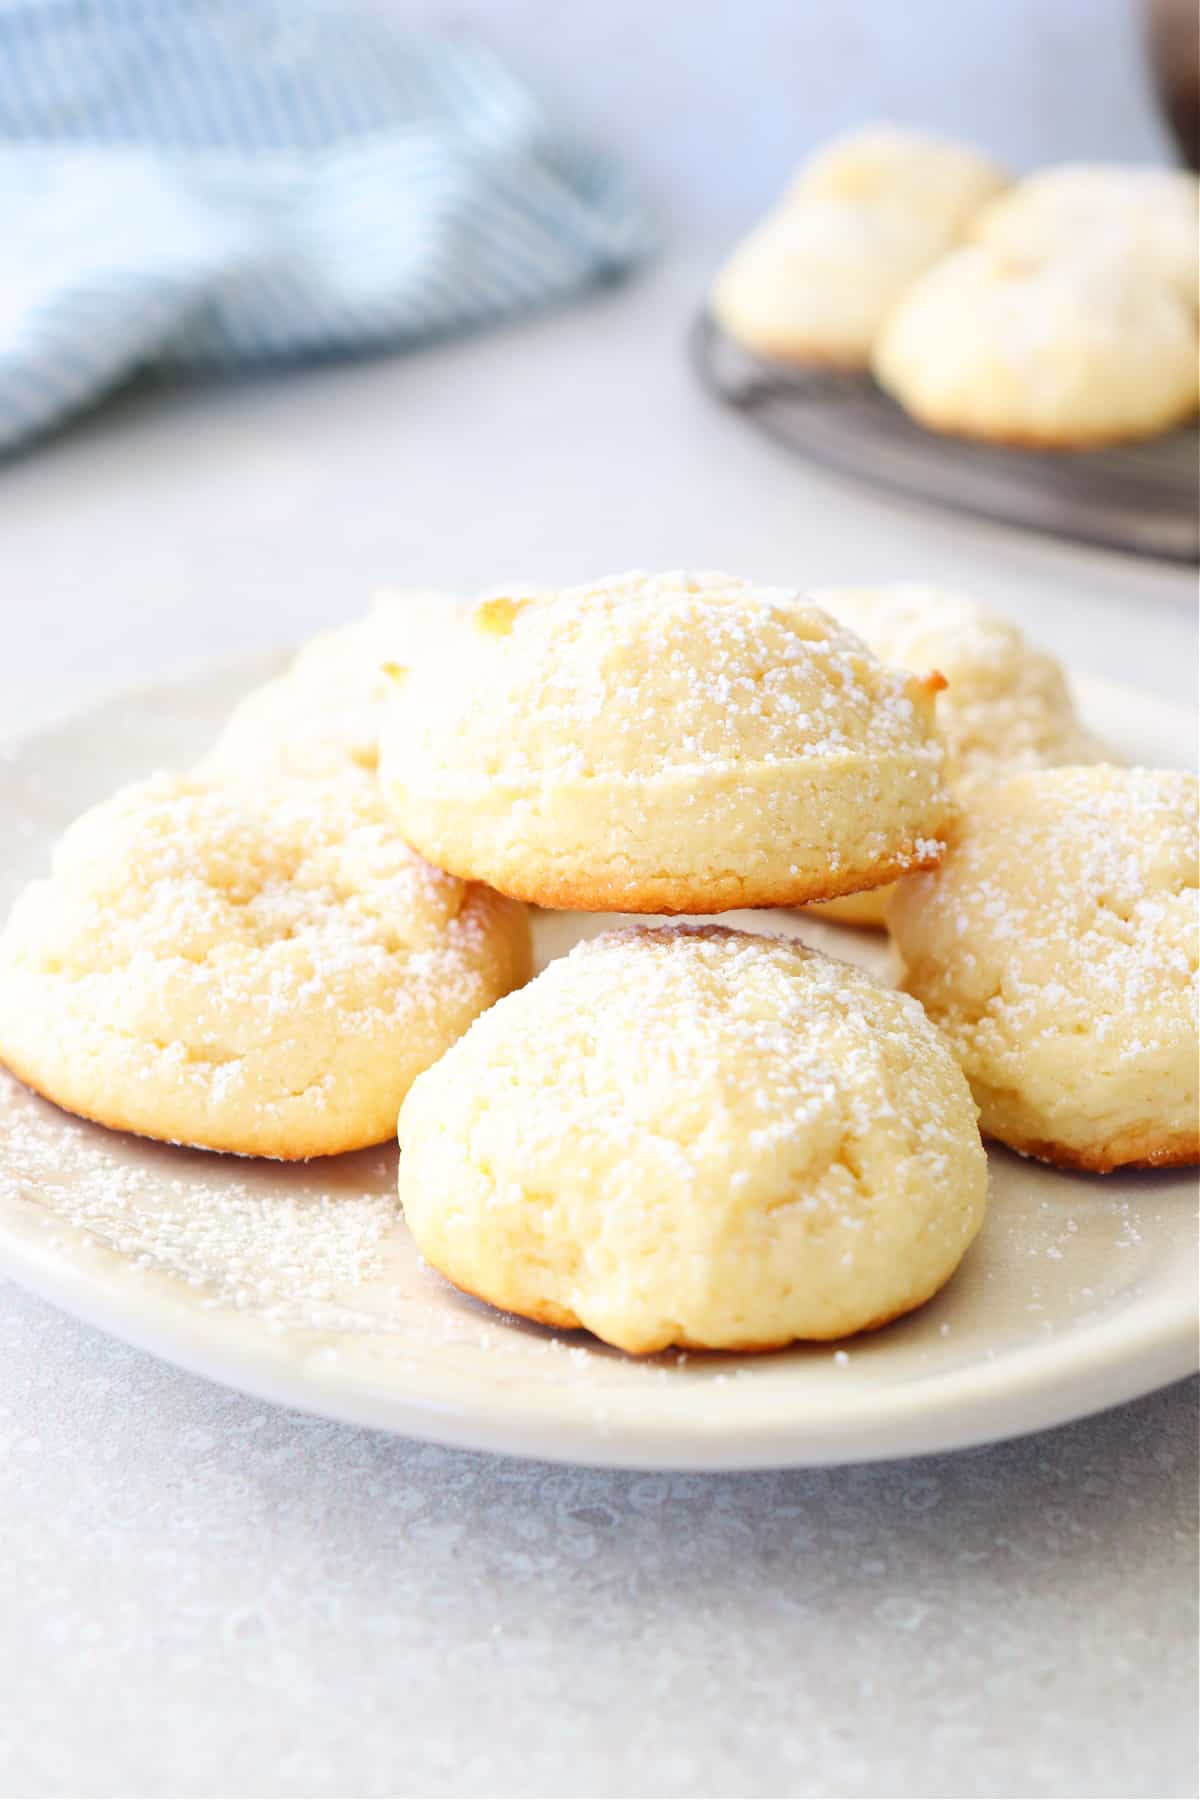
[{"xmin": 0, "ymin": 255, "xmax": 1196, "ymax": 1799}]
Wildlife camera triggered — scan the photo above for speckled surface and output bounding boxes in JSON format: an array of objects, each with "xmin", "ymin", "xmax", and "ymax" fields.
[{"xmin": 1, "ymin": 1287, "xmax": 1196, "ymax": 1798}]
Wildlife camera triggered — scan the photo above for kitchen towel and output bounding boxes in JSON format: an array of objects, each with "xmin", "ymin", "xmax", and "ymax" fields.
[{"xmin": 0, "ymin": 0, "xmax": 653, "ymax": 452}]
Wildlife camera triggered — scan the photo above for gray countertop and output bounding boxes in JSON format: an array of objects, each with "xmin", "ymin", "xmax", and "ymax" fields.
[{"xmin": 0, "ymin": 255, "xmax": 1196, "ymax": 1799}]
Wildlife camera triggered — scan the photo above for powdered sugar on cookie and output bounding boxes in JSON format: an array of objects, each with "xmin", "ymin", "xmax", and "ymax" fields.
[
  {"xmin": 398, "ymin": 925, "xmax": 987, "ymax": 1353},
  {"xmin": 891, "ymin": 765, "xmax": 1199, "ymax": 1170},
  {"xmin": 0, "ymin": 772, "xmax": 530, "ymax": 1158},
  {"xmin": 380, "ymin": 570, "xmax": 955, "ymax": 913}
]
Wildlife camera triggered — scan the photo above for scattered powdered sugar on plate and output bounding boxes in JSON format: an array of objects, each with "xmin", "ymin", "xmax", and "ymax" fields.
[{"xmin": 0, "ymin": 1071, "xmax": 400, "ymax": 1332}]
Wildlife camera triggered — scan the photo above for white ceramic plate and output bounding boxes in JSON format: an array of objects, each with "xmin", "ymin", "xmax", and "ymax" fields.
[{"xmin": 0, "ymin": 655, "xmax": 1196, "ymax": 1469}]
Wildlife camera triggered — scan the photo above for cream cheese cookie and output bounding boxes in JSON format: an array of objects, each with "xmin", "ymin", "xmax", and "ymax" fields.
[
  {"xmin": 890, "ymin": 766, "xmax": 1199, "ymax": 1172},
  {"xmin": 399, "ymin": 926, "xmax": 988, "ymax": 1354},
  {"xmin": 809, "ymin": 583, "xmax": 1107, "ymax": 926},
  {"xmin": 971, "ymin": 163, "xmax": 1200, "ymax": 311},
  {"xmin": 378, "ymin": 570, "xmax": 956, "ymax": 914},
  {"xmin": 712, "ymin": 125, "xmax": 1007, "ymax": 365},
  {"xmin": 0, "ymin": 773, "xmax": 530, "ymax": 1158},
  {"xmin": 711, "ymin": 201, "xmax": 958, "ymax": 368},
  {"xmin": 793, "ymin": 125, "xmax": 1009, "ymax": 233},
  {"xmin": 873, "ymin": 244, "xmax": 1199, "ymax": 447},
  {"xmin": 201, "ymin": 589, "xmax": 457, "ymax": 781}
]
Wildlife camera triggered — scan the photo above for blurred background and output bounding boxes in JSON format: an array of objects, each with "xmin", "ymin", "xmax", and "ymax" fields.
[
  {"xmin": 2, "ymin": 0, "xmax": 1196, "ymax": 731},
  {"xmin": 414, "ymin": 0, "xmax": 1181, "ymax": 232}
]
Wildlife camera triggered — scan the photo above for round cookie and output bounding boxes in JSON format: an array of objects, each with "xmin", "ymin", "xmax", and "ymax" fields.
[
  {"xmin": 378, "ymin": 570, "xmax": 956, "ymax": 914},
  {"xmin": 201, "ymin": 589, "xmax": 458, "ymax": 781},
  {"xmin": 970, "ymin": 163, "xmax": 1200, "ymax": 311},
  {"xmin": 0, "ymin": 772, "xmax": 530, "ymax": 1158},
  {"xmin": 398, "ymin": 926, "xmax": 988, "ymax": 1354},
  {"xmin": 872, "ymin": 244, "xmax": 1199, "ymax": 447},
  {"xmin": 890, "ymin": 766, "xmax": 1199, "ymax": 1172},
  {"xmin": 713, "ymin": 125, "xmax": 1007, "ymax": 366},
  {"xmin": 793, "ymin": 124, "xmax": 1008, "ymax": 235},
  {"xmin": 711, "ymin": 201, "xmax": 958, "ymax": 368},
  {"xmin": 808, "ymin": 583, "xmax": 1108, "ymax": 926}
]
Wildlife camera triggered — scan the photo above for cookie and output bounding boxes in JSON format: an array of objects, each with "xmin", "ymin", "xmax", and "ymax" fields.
[
  {"xmin": 711, "ymin": 201, "xmax": 959, "ymax": 368},
  {"xmin": 399, "ymin": 926, "xmax": 988, "ymax": 1354},
  {"xmin": 712, "ymin": 125, "xmax": 1007, "ymax": 365},
  {"xmin": 890, "ymin": 766, "xmax": 1199, "ymax": 1171},
  {"xmin": 809, "ymin": 583, "xmax": 1108, "ymax": 926},
  {"xmin": 378, "ymin": 570, "xmax": 956, "ymax": 914},
  {"xmin": 0, "ymin": 773, "xmax": 530, "ymax": 1158},
  {"xmin": 971, "ymin": 163, "xmax": 1200, "ymax": 310},
  {"xmin": 201, "ymin": 589, "xmax": 457, "ymax": 781},
  {"xmin": 793, "ymin": 125, "xmax": 1008, "ymax": 234},
  {"xmin": 873, "ymin": 244, "xmax": 1199, "ymax": 447}
]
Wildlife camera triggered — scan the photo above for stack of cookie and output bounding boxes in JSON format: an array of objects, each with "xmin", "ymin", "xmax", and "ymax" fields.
[
  {"xmin": 714, "ymin": 126, "xmax": 1200, "ymax": 448},
  {"xmin": 0, "ymin": 572, "xmax": 1194, "ymax": 1356},
  {"xmin": 379, "ymin": 570, "xmax": 986, "ymax": 1353}
]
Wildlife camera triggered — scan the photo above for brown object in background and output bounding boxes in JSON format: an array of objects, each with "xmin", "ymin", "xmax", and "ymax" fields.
[{"xmin": 1144, "ymin": 0, "xmax": 1200, "ymax": 170}]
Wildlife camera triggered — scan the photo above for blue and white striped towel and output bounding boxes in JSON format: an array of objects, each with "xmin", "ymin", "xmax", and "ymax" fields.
[{"xmin": 0, "ymin": 1, "xmax": 654, "ymax": 453}]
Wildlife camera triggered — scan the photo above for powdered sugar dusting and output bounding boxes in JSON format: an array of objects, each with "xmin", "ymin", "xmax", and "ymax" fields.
[
  {"xmin": 397, "ymin": 924, "xmax": 989, "ymax": 1354},
  {"xmin": 892, "ymin": 765, "xmax": 1199, "ymax": 1161},
  {"xmin": 407, "ymin": 924, "xmax": 983, "ymax": 1237},
  {"xmin": 814, "ymin": 583, "xmax": 1109, "ymax": 790},
  {"xmin": 0, "ymin": 771, "xmax": 527, "ymax": 1154},
  {"xmin": 1, "ymin": 1068, "xmax": 398, "ymax": 1329},
  {"xmin": 902, "ymin": 766, "xmax": 1197, "ymax": 1040},
  {"xmin": 401, "ymin": 570, "xmax": 948, "ymax": 779}
]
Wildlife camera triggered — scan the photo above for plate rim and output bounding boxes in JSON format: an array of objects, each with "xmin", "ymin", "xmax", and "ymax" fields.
[{"xmin": 2, "ymin": 1185, "xmax": 1196, "ymax": 1470}]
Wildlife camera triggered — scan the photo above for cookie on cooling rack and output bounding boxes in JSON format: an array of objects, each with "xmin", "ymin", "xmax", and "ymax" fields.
[
  {"xmin": 200, "ymin": 589, "xmax": 457, "ymax": 781},
  {"xmin": 890, "ymin": 766, "xmax": 1199, "ymax": 1172},
  {"xmin": 808, "ymin": 583, "xmax": 1108, "ymax": 927},
  {"xmin": 378, "ymin": 569, "xmax": 956, "ymax": 914},
  {"xmin": 872, "ymin": 245, "xmax": 1199, "ymax": 448},
  {"xmin": 398, "ymin": 926, "xmax": 988, "ymax": 1355},
  {"xmin": 711, "ymin": 125, "xmax": 1007, "ymax": 366},
  {"xmin": 0, "ymin": 773, "xmax": 530, "ymax": 1158},
  {"xmin": 970, "ymin": 163, "xmax": 1200, "ymax": 311}
]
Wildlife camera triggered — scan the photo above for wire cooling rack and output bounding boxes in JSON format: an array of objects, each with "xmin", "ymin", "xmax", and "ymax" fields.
[{"xmin": 691, "ymin": 312, "xmax": 1199, "ymax": 563}]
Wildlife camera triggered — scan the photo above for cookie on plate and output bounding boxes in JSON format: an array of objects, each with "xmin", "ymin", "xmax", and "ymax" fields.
[
  {"xmin": 712, "ymin": 125, "xmax": 1007, "ymax": 366},
  {"xmin": 200, "ymin": 589, "xmax": 457, "ymax": 781},
  {"xmin": 0, "ymin": 773, "xmax": 530, "ymax": 1158},
  {"xmin": 890, "ymin": 766, "xmax": 1199, "ymax": 1171},
  {"xmin": 873, "ymin": 244, "xmax": 1199, "ymax": 447},
  {"xmin": 378, "ymin": 570, "xmax": 956, "ymax": 914},
  {"xmin": 970, "ymin": 163, "xmax": 1200, "ymax": 310},
  {"xmin": 809, "ymin": 583, "xmax": 1108, "ymax": 926},
  {"xmin": 399, "ymin": 926, "xmax": 988, "ymax": 1354}
]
